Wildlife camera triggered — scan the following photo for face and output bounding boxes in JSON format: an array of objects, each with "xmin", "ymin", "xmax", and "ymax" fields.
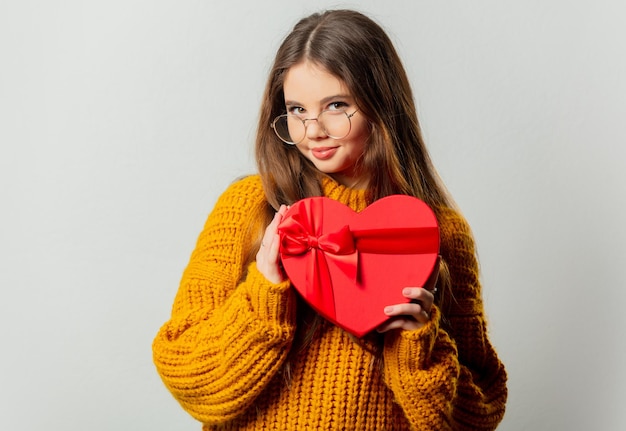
[{"xmin": 282, "ymin": 61, "xmax": 370, "ymax": 188}]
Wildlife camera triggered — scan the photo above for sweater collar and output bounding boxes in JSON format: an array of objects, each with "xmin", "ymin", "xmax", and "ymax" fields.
[{"xmin": 320, "ymin": 176, "xmax": 368, "ymax": 212}]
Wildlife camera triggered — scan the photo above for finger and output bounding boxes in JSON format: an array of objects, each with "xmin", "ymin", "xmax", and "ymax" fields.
[
  {"xmin": 384, "ymin": 302, "xmax": 429, "ymax": 324},
  {"xmin": 268, "ymin": 232, "xmax": 281, "ymax": 261},
  {"xmin": 256, "ymin": 235, "xmax": 285, "ymax": 284},
  {"xmin": 269, "ymin": 206, "xmax": 288, "ymax": 251},
  {"xmin": 402, "ymin": 287, "xmax": 434, "ymax": 312},
  {"xmin": 376, "ymin": 317, "xmax": 406, "ymax": 333},
  {"xmin": 261, "ymin": 207, "xmax": 286, "ymax": 249},
  {"xmin": 256, "ymin": 206, "xmax": 289, "ymax": 284},
  {"xmin": 377, "ymin": 316, "xmax": 422, "ymax": 333},
  {"xmin": 272, "ymin": 205, "xmax": 288, "ymax": 246}
]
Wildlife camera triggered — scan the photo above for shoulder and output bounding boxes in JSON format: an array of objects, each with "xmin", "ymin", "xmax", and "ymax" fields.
[
  {"xmin": 434, "ymin": 206, "xmax": 476, "ymax": 256},
  {"xmin": 214, "ymin": 174, "xmax": 266, "ymax": 210},
  {"xmin": 220, "ymin": 174, "xmax": 265, "ymax": 199},
  {"xmin": 435, "ymin": 206, "xmax": 472, "ymax": 236},
  {"xmin": 204, "ymin": 174, "xmax": 268, "ymax": 228}
]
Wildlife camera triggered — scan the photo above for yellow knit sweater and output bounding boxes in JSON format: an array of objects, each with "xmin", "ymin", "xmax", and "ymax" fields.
[{"xmin": 153, "ymin": 175, "xmax": 507, "ymax": 430}]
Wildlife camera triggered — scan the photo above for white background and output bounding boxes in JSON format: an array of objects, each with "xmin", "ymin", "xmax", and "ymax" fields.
[{"xmin": 1, "ymin": 1, "xmax": 625, "ymax": 430}]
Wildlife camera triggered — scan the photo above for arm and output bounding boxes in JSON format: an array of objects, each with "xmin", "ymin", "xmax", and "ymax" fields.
[
  {"xmin": 152, "ymin": 176, "xmax": 297, "ymax": 424},
  {"xmin": 382, "ymin": 210, "xmax": 507, "ymax": 430}
]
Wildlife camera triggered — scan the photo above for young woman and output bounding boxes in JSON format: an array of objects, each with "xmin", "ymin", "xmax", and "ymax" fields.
[{"xmin": 153, "ymin": 9, "xmax": 507, "ymax": 430}]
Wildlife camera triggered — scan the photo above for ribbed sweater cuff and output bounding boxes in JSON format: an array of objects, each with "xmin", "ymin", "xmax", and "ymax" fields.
[
  {"xmin": 385, "ymin": 305, "xmax": 442, "ymax": 369},
  {"xmin": 244, "ymin": 262, "xmax": 294, "ymax": 324}
]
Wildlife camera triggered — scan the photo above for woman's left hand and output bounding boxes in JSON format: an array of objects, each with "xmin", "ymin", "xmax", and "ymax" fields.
[{"xmin": 377, "ymin": 256, "xmax": 441, "ymax": 333}]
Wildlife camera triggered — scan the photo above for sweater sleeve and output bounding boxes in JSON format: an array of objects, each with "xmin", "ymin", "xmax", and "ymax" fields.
[
  {"xmin": 152, "ymin": 176, "xmax": 297, "ymax": 424},
  {"xmin": 382, "ymin": 209, "xmax": 507, "ymax": 430}
]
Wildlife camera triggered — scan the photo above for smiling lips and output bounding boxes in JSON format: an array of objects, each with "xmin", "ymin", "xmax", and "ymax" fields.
[{"xmin": 311, "ymin": 146, "xmax": 338, "ymax": 160}]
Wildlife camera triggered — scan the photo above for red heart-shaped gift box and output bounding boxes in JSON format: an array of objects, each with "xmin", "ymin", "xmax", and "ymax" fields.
[{"xmin": 278, "ymin": 195, "xmax": 439, "ymax": 337}]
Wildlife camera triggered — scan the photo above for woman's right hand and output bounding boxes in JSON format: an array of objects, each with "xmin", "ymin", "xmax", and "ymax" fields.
[{"xmin": 256, "ymin": 205, "xmax": 288, "ymax": 284}]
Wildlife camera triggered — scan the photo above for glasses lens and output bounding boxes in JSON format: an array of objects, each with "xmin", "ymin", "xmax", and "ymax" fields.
[
  {"xmin": 273, "ymin": 115, "xmax": 305, "ymax": 144},
  {"xmin": 320, "ymin": 110, "xmax": 351, "ymax": 139}
]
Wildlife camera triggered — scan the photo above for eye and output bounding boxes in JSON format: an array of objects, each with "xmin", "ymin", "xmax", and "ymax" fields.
[
  {"xmin": 327, "ymin": 101, "xmax": 349, "ymax": 111},
  {"xmin": 287, "ymin": 106, "xmax": 305, "ymax": 116}
]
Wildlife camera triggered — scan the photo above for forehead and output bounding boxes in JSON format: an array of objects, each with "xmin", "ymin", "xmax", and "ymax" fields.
[{"xmin": 283, "ymin": 61, "xmax": 350, "ymax": 103}]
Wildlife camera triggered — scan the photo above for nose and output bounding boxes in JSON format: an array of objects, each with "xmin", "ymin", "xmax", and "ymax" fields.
[{"xmin": 305, "ymin": 118, "xmax": 327, "ymax": 140}]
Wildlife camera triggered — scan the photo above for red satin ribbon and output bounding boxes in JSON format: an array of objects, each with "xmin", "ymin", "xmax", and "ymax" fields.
[{"xmin": 278, "ymin": 198, "xmax": 439, "ymax": 319}]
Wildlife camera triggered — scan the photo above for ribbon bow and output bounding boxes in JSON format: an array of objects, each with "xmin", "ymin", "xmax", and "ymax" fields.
[{"xmin": 279, "ymin": 199, "xmax": 357, "ymax": 318}]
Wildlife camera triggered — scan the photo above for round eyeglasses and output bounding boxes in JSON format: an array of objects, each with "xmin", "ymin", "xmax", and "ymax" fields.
[{"xmin": 271, "ymin": 109, "xmax": 358, "ymax": 145}]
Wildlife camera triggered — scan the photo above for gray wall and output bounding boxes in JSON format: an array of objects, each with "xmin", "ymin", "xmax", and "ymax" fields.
[{"xmin": 1, "ymin": 1, "xmax": 624, "ymax": 430}]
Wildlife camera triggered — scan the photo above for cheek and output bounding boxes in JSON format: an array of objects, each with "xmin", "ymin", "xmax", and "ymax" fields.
[
  {"xmin": 351, "ymin": 113, "xmax": 370, "ymax": 134},
  {"xmin": 348, "ymin": 120, "xmax": 371, "ymax": 148}
]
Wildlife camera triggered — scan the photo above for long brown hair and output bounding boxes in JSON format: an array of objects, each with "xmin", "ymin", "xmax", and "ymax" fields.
[
  {"xmin": 256, "ymin": 9, "xmax": 452, "ymax": 209},
  {"xmin": 251, "ymin": 10, "xmax": 455, "ymax": 353}
]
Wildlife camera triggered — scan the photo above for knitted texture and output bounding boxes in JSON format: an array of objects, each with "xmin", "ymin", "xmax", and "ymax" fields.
[{"xmin": 153, "ymin": 175, "xmax": 507, "ymax": 430}]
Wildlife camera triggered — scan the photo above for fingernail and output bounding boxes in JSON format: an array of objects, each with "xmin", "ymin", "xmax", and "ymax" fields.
[
  {"xmin": 402, "ymin": 288, "xmax": 412, "ymax": 296},
  {"xmin": 384, "ymin": 306, "xmax": 394, "ymax": 314}
]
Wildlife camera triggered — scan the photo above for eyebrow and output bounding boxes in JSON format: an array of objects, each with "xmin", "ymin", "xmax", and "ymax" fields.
[{"xmin": 284, "ymin": 94, "xmax": 353, "ymax": 106}]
